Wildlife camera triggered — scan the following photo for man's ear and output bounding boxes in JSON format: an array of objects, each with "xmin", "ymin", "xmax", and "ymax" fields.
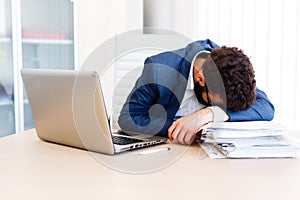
[{"xmin": 196, "ymin": 72, "xmax": 206, "ymax": 86}]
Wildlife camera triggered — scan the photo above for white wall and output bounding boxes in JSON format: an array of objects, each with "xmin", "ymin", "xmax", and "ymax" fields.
[
  {"xmin": 76, "ymin": 0, "xmax": 142, "ymax": 67},
  {"xmin": 182, "ymin": 0, "xmax": 300, "ymax": 131},
  {"xmin": 77, "ymin": 0, "xmax": 300, "ymax": 131},
  {"xmin": 76, "ymin": 0, "xmax": 142, "ymax": 114}
]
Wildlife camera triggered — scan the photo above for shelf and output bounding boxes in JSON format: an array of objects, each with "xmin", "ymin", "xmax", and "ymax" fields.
[
  {"xmin": 1, "ymin": 0, "xmax": 76, "ymax": 135},
  {"xmin": 0, "ymin": 99, "xmax": 13, "ymax": 106},
  {"xmin": 22, "ymin": 38, "xmax": 73, "ymax": 45},
  {"xmin": 0, "ymin": 37, "xmax": 12, "ymax": 43}
]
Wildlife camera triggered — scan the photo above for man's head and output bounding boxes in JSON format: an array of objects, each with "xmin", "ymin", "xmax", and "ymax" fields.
[{"xmin": 193, "ymin": 46, "xmax": 256, "ymax": 112}]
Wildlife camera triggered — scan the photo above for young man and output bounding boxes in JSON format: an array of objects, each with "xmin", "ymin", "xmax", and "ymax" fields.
[{"xmin": 118, "ymin": 39, "xmax": 274, "ymax": 145}]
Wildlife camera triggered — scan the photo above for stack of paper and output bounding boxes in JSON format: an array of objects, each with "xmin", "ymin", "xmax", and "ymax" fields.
[{"xmin": 198, "ymin": 121, "xmax": 299, "ymax": 159}]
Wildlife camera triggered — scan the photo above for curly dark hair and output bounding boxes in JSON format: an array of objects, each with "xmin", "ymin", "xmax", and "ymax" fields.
[{"xmin": 202, "ymin": 46, "xmax": 256, "ymax": 112}]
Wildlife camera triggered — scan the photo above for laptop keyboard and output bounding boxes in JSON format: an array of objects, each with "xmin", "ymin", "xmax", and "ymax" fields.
[{"xmin": 112, "ymin": 136, "xmax": 143, "ymax": 145}]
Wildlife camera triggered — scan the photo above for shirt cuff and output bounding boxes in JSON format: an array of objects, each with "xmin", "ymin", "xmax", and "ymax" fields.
[{"xmin": 207, "ymin": 106, "xmax": 229, "ymax": 122}]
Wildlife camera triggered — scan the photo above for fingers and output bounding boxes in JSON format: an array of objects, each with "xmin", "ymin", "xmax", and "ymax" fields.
[
  {"xmin": 184, "ymin": 133, "xmax": 195, "ymax": 145},
  {"xmin": 168, "ymin": 122, "xmax": 176, "ymax": 140},
  {"xmin": 168, "ymin": 121, "xmax": 195, "ymax": 145},
  {"xmin": 169, "ymin": 121, "xmax": 182, "ymax": 143}
]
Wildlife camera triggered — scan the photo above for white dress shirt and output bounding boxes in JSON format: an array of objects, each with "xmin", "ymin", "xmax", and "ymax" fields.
[{"xmin": 175, "ymin": 51, "xmax": 229, "ymax": 122}]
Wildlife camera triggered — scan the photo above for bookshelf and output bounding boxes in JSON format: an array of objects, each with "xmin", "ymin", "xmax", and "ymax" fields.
[
  {"xmin": 0, "ymin": 37, "xmax": 11, "ymax": 43},
  {"xmin": 22, "ymin": 38, "xmax": 73, "ymax": 45},
  {"xmin": 0, "ymin": 0, "xmax": 76, "ymax": 137}
]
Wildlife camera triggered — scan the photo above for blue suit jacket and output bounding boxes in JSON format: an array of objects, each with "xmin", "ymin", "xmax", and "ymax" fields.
[{"xmin": 118, "ymin": 39, "xmax": 274, "ymax": 137}]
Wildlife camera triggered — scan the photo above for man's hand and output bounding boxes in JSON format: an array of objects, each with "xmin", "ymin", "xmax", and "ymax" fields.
[{"xmin": 168, "ymin": 108, "xmax": 213, "ymax": 145}]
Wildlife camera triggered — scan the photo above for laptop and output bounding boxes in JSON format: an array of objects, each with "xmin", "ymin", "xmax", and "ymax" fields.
[{"xmin": 21, "ymin": 68, "xmax": 167, "ymax": 155}]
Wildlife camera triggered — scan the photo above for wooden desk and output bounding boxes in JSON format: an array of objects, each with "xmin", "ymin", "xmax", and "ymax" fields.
[{"xmin": 1, "ymin": 129, "xmax": 300, "ymax": 200}]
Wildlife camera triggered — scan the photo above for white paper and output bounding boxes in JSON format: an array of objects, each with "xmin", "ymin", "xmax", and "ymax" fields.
[
  {"xmin": 224, "ymin": 146, "xmax": 298, "ymax": 159},
  {"xmin": 199, "ymin": 141, "xmax": 298, "ymax": 159},
  {"xmin": 202, "ymin": 121, "xmax": 286, "ymax": 131},
  {"xmin": 198, "ymin": 142, "xmax": 225, "ymax": 159},
  {"xmin": 203, "ymin": 136, "xmax": 292, "ymax": 148},
  {"xmin": 199, "ymin": 121, "xmax": 299, "ymax": 159},
  {"xmin": 203, "ymin": 129, "xmax": 286, "ymax": 139}
]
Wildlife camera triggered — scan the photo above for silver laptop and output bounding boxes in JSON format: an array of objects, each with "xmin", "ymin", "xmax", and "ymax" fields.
[{"xmin": 21, "ymin": 68, "xmax": 167, "ymax": 155}]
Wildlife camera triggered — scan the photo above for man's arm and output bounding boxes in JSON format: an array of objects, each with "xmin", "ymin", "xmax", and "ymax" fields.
[
  {"xmin": 168, "ymin": 108, "xmax": 213, "ymax": 144},
  {"xmin": 118, "ymin": 57, "xmax": 176, "ymax": 137},
  {"xmin": 226, "ymin": 88, "xmax": 274, "ymax": 121},
  {"xmin": 168, "ymin": 88, "xmax": 274, "ymax": 144}
]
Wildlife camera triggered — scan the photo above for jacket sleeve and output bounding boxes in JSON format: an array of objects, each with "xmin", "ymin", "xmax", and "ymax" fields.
[
  {"xmin": 117, "ymin": 57, "xmax": 174, "ymax": 137},
  {"xmin": 227, "ymin": 88, "xmax": 275, "ymax": 121},
  {"xmin": 118, "ymin": 39, "xmax": 221, "ymax": 136}
]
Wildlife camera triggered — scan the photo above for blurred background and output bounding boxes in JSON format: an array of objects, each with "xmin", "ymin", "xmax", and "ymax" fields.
[{"xmin": 0, "ymin": 0, "xmax": 299, "ymax": 137}]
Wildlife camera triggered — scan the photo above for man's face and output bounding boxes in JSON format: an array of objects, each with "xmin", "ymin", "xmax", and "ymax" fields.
[
  {"xmin": 193, "ymin": 58, "xmax": 225, "ymax": 107},
  {"xmin": 193, "ymin": 58, "xmax": 210, "ymax": 106},
  {"xmin": 193, "ymin": 81, "xmax": 210, "ymax": 106},
  {"xmin": 193, "ymin": 81, "xmax": 224, "ymax": 107}
]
